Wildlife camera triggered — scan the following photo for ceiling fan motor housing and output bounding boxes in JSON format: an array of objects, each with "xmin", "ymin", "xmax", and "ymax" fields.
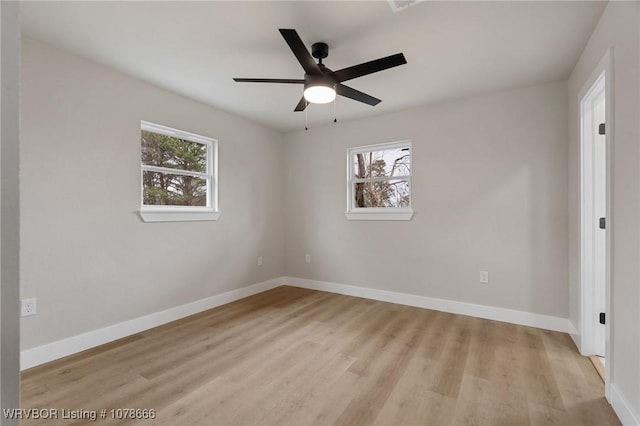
[
  {"xmin": 311, "ymin": 42, "xmax": 329, "ymax": 60},
  {"xmin": 304, "ymin": 61, "xmax": 336, "ymax": 91}
]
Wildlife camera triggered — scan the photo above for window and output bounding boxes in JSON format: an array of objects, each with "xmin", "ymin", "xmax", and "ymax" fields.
[
  {"xmin": 138, "ymin": 121, "xmax": 219, "ymax": 222},
  {"xmin": 346, "ymin": 140, "xmax": 413, "ymax": 221}
]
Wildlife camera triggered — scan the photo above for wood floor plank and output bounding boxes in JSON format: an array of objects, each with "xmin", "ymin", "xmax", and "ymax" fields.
[
  {"xmin": 265, "ymin": 351, "xmax": 358, "ymax": 425},
  {"xmin": 336, "ymin": 335, "xmax": 421, "ymax": 426},
  {"xmin": 453, "ymin": 374, "xmax": 531, "ymax": 426},
  {"xmin": 419, "ymin": 310, "xmax": 457, "ymax": 360},
  {"xmin": 21, "ymin": 286, "xmax": 621, "ymax": 426},
  {"xmin": 374, "ymin": 348, "xmax": 457, "ymax": 426},
  {"xmin": 528, "ymin": 401, "xmax": 573, "ymax": 426},
  {"xmin": 275, "ymin": 369, "xmax": 365, "ymax": 426},
  {"xmin": 419, "ymin": 313, "xmax": 472, "ymax": 398},
  {"xmin": 464, "ymin": 318, "xmax": 497, "ymax": 380},
  {"xmin": 223, "ymin": 344, "xmax": 354, "ymax": 425},
  {"xmin": 154, "ymin": 340, "xmax": 324, "ymax": 425}
]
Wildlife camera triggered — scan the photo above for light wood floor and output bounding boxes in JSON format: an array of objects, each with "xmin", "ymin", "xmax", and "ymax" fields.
[{"xmin": 22, "ymin": 286, "xmax": 620, "ymax": 425}]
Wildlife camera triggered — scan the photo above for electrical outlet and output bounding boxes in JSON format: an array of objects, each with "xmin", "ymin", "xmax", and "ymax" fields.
[
  {"xmin": 479, "ymin": 271, "xmax": 489, "ymax": 284},
  {"xmin": 257, "ymin": 256, "xmax": 263, "ymax": 266},
  {"xmin": 21, "ymin": 298, "xmax": 37, "ymax": 317},
  {"xmin": 305, "ymin": 254, "xmax": 311, "ymax": 264}
]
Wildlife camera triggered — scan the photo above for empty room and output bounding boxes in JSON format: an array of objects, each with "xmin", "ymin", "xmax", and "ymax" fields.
[{"xmin": 1, "ymin": 1, "xmax": 640, "ymax": 425}]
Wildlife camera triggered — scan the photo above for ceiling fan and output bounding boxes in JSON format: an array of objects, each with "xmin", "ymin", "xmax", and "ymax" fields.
[{"xmin": 233, "ymin": 29, "xmax": 407, "ymax": 112}]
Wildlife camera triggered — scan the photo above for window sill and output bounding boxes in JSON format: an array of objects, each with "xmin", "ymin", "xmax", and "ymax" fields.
[
  {"xmin": 138, "ymin": 210, "xmax": 221, "ymax": 223},
  {"xmin": 345, "ymin": 210, "xmax": 414, "ymax": 221}
]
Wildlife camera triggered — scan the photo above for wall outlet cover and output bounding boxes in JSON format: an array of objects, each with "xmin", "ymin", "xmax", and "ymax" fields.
[{"xmin": 21, "ymin": 298, "xmax": 37, "ymax": 317}]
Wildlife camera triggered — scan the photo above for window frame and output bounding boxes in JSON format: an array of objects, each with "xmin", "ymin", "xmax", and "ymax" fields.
[
  {"xmin": 138, "ymin": 121, "xmax": 220, "ymax": 223},
  {"xmin": 345, "ymin": 140, "xmax": 414, "ymax": 221}
]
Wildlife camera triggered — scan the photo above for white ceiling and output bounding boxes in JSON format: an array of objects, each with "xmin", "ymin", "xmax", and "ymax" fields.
[{"xmin": 21, "ymin": 1, "xmax": 606, "ymax": 132}]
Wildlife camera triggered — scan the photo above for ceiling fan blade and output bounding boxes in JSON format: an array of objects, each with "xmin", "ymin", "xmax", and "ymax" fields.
[
  {"xmin": 279, "ymin": 29, "xmax": 322, "ymax": 76},
  {"xmin": 294, "ymin": 97, "xmax": 308, "ymax": 112},
  {"xmin": 233, "ymin": 78, "xmax": 305, "ymax": 84},
  {"xmin": 336, "ymin": 84, "xmax": 381, "ymax": 106},
  {"xmin": 332, "ymin": 53, "xmax": 407, "ymax": 83}
]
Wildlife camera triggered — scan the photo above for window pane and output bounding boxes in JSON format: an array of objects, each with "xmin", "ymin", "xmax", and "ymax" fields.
[
  {"xmin": 141, "ymin": 130, "xmax": 207, "ymax": 173},
  {"xmin": 353, "ymin": 179, "xmax": 410, "ymax": 208},
  {"xmin": 143, "ymin": 171, "xmax": 207, "ymax": 207},
  {"xmin": 352, "ymin": 147, "xmax": 410, "ymax": 179}
]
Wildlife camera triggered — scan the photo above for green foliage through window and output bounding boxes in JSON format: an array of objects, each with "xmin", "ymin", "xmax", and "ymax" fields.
[
  {"xmin": 142, "ymin": 131, "xmax": 206, "ymax": 172},
  {"xmin": 141, "ymin": 124, "xmax": 212, "ymax": 208},
  {"xmin": 143, "ymin": 171, "xmax": 207, "ymax": 207}
]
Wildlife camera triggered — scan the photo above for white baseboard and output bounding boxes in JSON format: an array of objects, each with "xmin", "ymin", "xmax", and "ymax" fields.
[
  {"xmin": 20, "ymin": 278, "xmax": 282, "ymax": 370},
  {"xmin": 21, "ymin": 275, "xmax": 636, "ymax": 424},
  {"xmin": 20, "ymin": 275, "xmax": 580, "ymax": 371},
  {"xmin": 282, "ymin": 276, "xmax": 573, "ymax": 333},
  {"xmin": 610, "ymin": 384, "xmax": 640, "ymax": 426},
  {"xmin": 568, "ymin": 319, "xmax": 582, "ymax": 353}
]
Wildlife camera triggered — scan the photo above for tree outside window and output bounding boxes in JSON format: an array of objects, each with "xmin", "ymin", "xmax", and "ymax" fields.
[
  {"xmin": 141, "ymin": 130, "xmax": 208, "ymax": 207},
  {"xmin": 139, "ymin": 121, "xmax": 217, "ymax": 217},
  {"xmin": 353, "ymin": 148, "xmax": 411, "ymax": 208},
  {"xmin": 346, "ymin": 141, "xmax": 413, "ymax": 221}
]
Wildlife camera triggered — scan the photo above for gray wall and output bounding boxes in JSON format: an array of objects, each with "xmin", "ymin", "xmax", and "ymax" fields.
[
  {"xmin": 284, "ymin": 81, "xmax": 569, "ymax": 318},
  {"xmin": 20, "ymin": 38, "xmax": 285, "ymax": 350},
  {"xmin": 567, "ymin": 1, "xmax": 640, "ymax": 419},
  {"xmin": 1, "ymin": 1, "xmax": 21, "ymax": 422}
]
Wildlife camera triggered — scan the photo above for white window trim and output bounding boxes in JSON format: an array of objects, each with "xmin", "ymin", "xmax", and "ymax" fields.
[
  {"xmin": 345, "ymin": 140, "xmax": 414, "ymax": 221},
  {"xmin": 138, "ymin": 121, "xmax": 220, "ymax": 223}
]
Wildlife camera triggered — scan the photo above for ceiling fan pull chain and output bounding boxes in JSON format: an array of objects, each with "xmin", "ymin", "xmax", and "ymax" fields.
[
  {"xmin": 305, "ymin": 104, "xmax": 308, "ymax": 131},
  {"xmin": 333, "ymin": 95, "xmax": 337, "ymax": 123}
]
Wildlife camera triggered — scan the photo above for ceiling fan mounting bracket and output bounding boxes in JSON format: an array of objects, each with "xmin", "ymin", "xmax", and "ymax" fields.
[{"xmin": 311, "ymin": 42, "xmax": 329, "ymax": 60}]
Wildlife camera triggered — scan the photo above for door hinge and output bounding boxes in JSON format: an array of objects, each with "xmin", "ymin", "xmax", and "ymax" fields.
[
  {"xmin": 599, "ymin": 217, "xmax": 606, "ymax": 229},
  {"xmin": 599, "ymin": 312, "xmax": 606, "ymax": 325},
  {"xmin": 599, "ymin": 123, "xmax": 606, "ymax": 135}
]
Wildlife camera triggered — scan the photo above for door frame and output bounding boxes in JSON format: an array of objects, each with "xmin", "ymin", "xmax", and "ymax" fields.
[
  {"xmin": 580, "ymin": 71, "xmax": 606, "ymax": 357},
  {"xmin": 578, "ymin": 48, "xmax": 613, "ymax": 399}
]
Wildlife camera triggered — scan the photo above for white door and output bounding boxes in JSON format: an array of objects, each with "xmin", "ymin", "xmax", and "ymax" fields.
[
  {"xmin": 581, "ymin": 72, "xmax": 606, "ymax": 357},
  {"xmin": 592, "ymin": 83, "xmax": 606, "ymax": 357}
]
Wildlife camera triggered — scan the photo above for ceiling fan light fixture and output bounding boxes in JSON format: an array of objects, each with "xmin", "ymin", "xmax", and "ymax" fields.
[{"xmin": 303, "ymin": 83, "xmax": 336, "ymax": 104}]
